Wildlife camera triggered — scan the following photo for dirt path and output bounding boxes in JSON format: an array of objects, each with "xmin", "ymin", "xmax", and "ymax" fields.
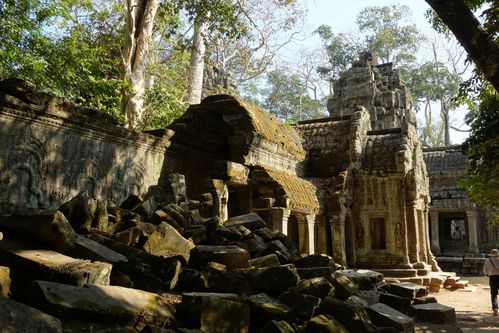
[{"xmin": 431, "ymin": 276, "xmax": 499, "ymax": 332}]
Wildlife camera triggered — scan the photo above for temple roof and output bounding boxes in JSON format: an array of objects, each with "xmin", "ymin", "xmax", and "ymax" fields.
[
  {"xmin": 170, "ymin": 95, "xmax": 305, "ymax": 161},
  {"xmin": 251, "ymin": 166, "xmax": 320, "ymax": 214},
  {"xmin": 423, "ymin": 146, "xmax": 467, "ymax": 173}
]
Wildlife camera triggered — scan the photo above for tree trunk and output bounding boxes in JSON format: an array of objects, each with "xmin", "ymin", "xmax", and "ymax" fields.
[
  {"xmin": 441, "ymin": 101, "xmax": 450, "ymax": 146},
  {"xmin": 187, "ymin": 19, "xmax": 208, "ymax": 105},
  {"xmin": 425, "ymin": 0, "xmax": 499, "ymax": 92},
  {"xmin": 121, "ymin": 0, "xmax": 159, "ymax": 130}
]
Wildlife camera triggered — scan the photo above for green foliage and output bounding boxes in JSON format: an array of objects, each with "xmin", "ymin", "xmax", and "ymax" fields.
[
  {"xmin": 315, "ymin": 25, "xmax": 359, "ymax": 80},
  {"xmin": 460, "ymin": 81, "xmax": 499, "ymax": 223},
  {"xmin": 263, "ymin": 69, "xmax": 325, "ymax": 121},
  {"xmin": 142, "ymin": 49, "xmax": 190, "ymax": 130},
  {"xmin": 356, "ymin": 4, "xmax": 424, "ymax": 66},
  {"xmin": 0, "ymin": 0, "xmax": 126, "ymax": 116}
]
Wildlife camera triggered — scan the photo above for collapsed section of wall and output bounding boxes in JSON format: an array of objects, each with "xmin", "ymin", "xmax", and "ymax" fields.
[{"xmin": 0, "ymin": 79, "xmax": 171, "ymax": 213}]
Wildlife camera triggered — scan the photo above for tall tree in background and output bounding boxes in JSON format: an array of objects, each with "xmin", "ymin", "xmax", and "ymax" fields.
[
  {"xmin": 426, "ymin": 0, "xmax": 499, "ymax": 221},
  {"xmin": 121, "ymin": 0, "xmax": 159, "ymax": 129},
  {"xmin": 425, "ymin": 0, "xmax": 499, "ymax": 92},
  {"xmin": 356, "ymin": 4, "xmax": 423, "ymax": 67}
]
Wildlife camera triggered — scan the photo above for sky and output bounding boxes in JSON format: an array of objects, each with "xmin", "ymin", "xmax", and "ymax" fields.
[{"xmin": 291, "ymin": 0, "xmax": 471, "ymax": 144}]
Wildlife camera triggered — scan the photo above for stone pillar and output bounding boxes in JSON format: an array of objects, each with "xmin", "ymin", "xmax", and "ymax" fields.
[
  {"xmin": 306, "ymin": 214, "xmax": 316, "ymax": 255},
  {"xmin": 406, "ymin": 202, "xmax": 420, "ymax": 263},
  {"xmin": 429, "ymin": 210, "xmax": 441, "ymax": 255},
  {"xmin": 417, "ymin": 209, "xmax": 429, "ymax": 263},
  {"xmin": 205, "ymin": 179, "xmax": 228, "ymax": 222},
  {"xmin": 425, "ymin": 208, "xmax": 441, "ymax": 271},
  {"xmin": 331, "ymin": 215, "xmax": 347, "ymax": 267},
  {"xmin": 270, "ymin": 208, "xmax": 290, "ymax": 234},
  {"xmin": 466, "ymin": 209, "xmax": 480, "ymax": 254}
]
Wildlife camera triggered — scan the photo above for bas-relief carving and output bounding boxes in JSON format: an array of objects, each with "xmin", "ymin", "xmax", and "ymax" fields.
[{"xmin": 0, "ymin": 126, "xmax": 46, "ymax": 212}]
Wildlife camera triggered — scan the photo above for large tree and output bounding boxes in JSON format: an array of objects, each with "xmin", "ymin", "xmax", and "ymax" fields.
[
  {"xmin": 121, "ymin": 0, "xmax": 160, "ymax": 129},
  {"xmin": 425, "ymin": 0, "xmax": 499, "ymax": 92}
]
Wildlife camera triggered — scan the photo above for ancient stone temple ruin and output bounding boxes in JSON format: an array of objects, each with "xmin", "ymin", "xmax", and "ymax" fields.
[
  {"xmin": 0, "ymin": 56, "xmax": 487, "ymax": 331},
  {"xmin": 423, "ymin": 146, "xmax": 499, "ymax": 273},
  {"xmin": 157, "ymin": 53, "xmax": 438, "ymax": 274}
]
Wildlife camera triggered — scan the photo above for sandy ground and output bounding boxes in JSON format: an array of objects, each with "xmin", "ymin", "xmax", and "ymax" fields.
[{"xmin": 430, "ymin": 276, "xmax": 499, "ymax": 332}]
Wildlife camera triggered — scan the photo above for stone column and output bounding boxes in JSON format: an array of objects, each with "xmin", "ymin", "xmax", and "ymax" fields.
[
  {"xmin": 417, "ymin": 209, "xmax": 429, "ymax": 263},
  {"xmin": 429, "ymin": 210, "xmax": 441, "ymax": 255},
  {"xmin": 205, "ymin": 179, "xmax": 228, "ymax": 222},
  {"xmin": 425, "ymin": 208, "xmax": 441, "ymax": 271},
  {"xmin": 406, "ymin": 202, "xmax": 420, "ymax": 263},
  {"xmin": 305, "ymin": 214, "xmax": 316, "ymax": 255},
  {"xmin": 331, "ymin": 214, "xmax": 347, "ymax": 267},
  {"xmin": 270, "ymin": 208, "xmax": 290, "ymax": 235},
  {"xmin": 466, "ymin": 209, "xmax": 480, "ymax": 254}
]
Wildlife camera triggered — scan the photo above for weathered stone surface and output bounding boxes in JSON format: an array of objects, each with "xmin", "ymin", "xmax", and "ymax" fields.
[
  {"xmin": 257, "ymin": 320, "xmax": 296, "ymax": 333},
  {"xmin": 87, "ymin": 233, "xmax": 182, "ymax": 292},
  {"xmin": 278, "ymin": 292, "xmax": 320, "ymax": 321},
  {"xmin": 0, "ymin": 238, "xmax": 111, "ymax": 288},
  {"xmin": 355, "ymin": 290, "xmax": 382, "ymax": 306},
  {"xmin": 0, "ymin": 295, "xmax": 63, "ymax": 333},
  {"xmin": 141, "ymin": 222, "xmax": 192, "ymax": 263},
  {"xmin": 412, "ymin": 303, "xmax": 456, "ymax": 325},
  {"xmin": 0, "ymin": 210, "xmax": 77, "ymax": 252},
  {"xmin": 294, "ymin": 254, "xmax": 335, "ymax": 268},
  {"xmin": 201, "ymin": 268, "xmax": 252, "ymax": 295},
  {"xmin": 245, "ymin": 264, "xmax": 299, "ymax": 292},
  {"xmin": 296, "ymin": 267, "xmax": 333, "ymax": 280},
  {"xmin": 330, "ymin": 271, "xmax": 359, "ymax": 300},
  {"xmin": 305, "ymin": 314, "xmax": 348, "ymax": 333},
  {"xmin": 339, "ymin": 269, "xmax": 383, "ymax": 290},
  {"xmin": 247, "ymin": 293, "xmax": 295, "ymax": 324},
  {"xmin": 315, "ymin": 296, "xmax": 371, "ymax": 327},
  {"xmin": 0, "ymin": 266, "xmax": 10, "ymax": 297},
  {"xmin": 368, "ymin": 303, "xmax": 414, "ymax": 332},
  {"xmin": 27, "ymin": 280, "xmax": 176, "ymax": 328},
  {"xmin": 288, "ymin": 277, "xmax": 334, "ymax": 299},
  {"xmin": 224, "ymin": 213, "xmax": 267, "ymax": 230},
  {"xmin": 237, "ymin": 234, "xmax": 268, "ymax": 258},
  {"xmin": 69, "ymin": 234, "xmax": 128, "ymax": 264},
  {"xmin": 178, "ymin": 293, "xmax": 249, "ymax": 332},
  {"xmin": 249, "ymin": 253, "xmax": 281, "ymax": 268},
  {"xmin": 190, "ymin": 245, "xmax": 250, "ymax": 270},
  {"xmin": 59, "ymin": 191, "xmax": 104, "ymax": 232},
  {"xmin": 412, "ymin": 296, "xmax": 438, "ymax": 305},
  {"xmin": 379, "ymin": 293, "xmax": 412, "ymax": 315},
  {"xmin": 389, "ymin": 282, "xmax": 429, "ymax": 300}
]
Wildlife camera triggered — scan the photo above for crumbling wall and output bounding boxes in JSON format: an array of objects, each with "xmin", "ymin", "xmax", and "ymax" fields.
[{"xmin": 0, "ymin": 79, "xmax": 171, "ymax": 213}]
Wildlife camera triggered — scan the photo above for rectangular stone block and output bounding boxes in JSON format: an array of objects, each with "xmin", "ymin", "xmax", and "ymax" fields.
[
  {"xmin": 389, "ymin": 282, "xmax": 428, "ymax": 299},
  {"xmin": 0, "ymin": 210, "xmax": 77, "ymax": 252},
  {"xmin": 0, "ymin": 265, "xmax": 10, "ymax": 297},
  {"xmin": 0, "ymin": 295, "xmax": 63, "ymax": 333},
  {"xmin": 249, "ymin": 253, "xmax": 281, "ymax": 268},
  {"xmin": 27, "ymin": 280, "xmax": 176, "ymax": 329},
  {"xmin": 412, "ymin": 303, "xmax": 456, "ymax": 325},
  {"xmin": 0, "ymin": 238, "xmax": 111, "ymax": 287},
  {"xmin": 224, "ymin": 213, "xmax": 267, "ymax": 230},
  {"xmin": 368, "ymin": 303, "xmax": 414, "ymax": 332},
  {"xmin": 178, "ymin": 293, "xmax": 249, "ymax": 332},
  {"xmin": 190, "ymin": 245, "xmax": 250, "ymax": 270}
]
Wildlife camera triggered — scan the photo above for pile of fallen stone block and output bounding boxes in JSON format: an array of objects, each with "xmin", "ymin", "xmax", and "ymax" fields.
[{"xmin": 0, "ymin": 182, "xmax": 460, "ymax": 332}]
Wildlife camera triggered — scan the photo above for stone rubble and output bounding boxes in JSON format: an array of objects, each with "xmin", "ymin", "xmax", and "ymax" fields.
[{"xmin": 0, "ymin": 185, "xmax": 461, "ymax": 332}]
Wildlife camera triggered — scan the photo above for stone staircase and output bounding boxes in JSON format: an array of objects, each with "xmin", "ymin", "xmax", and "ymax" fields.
[{"xmin": 372, "ymin": 263, "xmax": 468, "ymax": 293}]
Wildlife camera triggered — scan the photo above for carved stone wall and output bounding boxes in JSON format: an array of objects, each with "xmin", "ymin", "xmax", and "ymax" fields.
[
  {"xmin": 0, "ymin": 79, "xmax": 171, "ymax": 213},
  {"xmin": 423, "ymin": 146, "xmax": 498, "ymax": 257}
]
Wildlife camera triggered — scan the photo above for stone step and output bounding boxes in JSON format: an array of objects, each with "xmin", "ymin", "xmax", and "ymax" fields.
[
  {"xmin": 374, "ymin": 268, "xmax": 418, "ymax": 278},
  {"xmin": 443, "ymin": 276, "xmax": 460, "ymax": 287},
  {"xmin": 454, "ymin": 280, "xmax": 468, "ymax": 289}
]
